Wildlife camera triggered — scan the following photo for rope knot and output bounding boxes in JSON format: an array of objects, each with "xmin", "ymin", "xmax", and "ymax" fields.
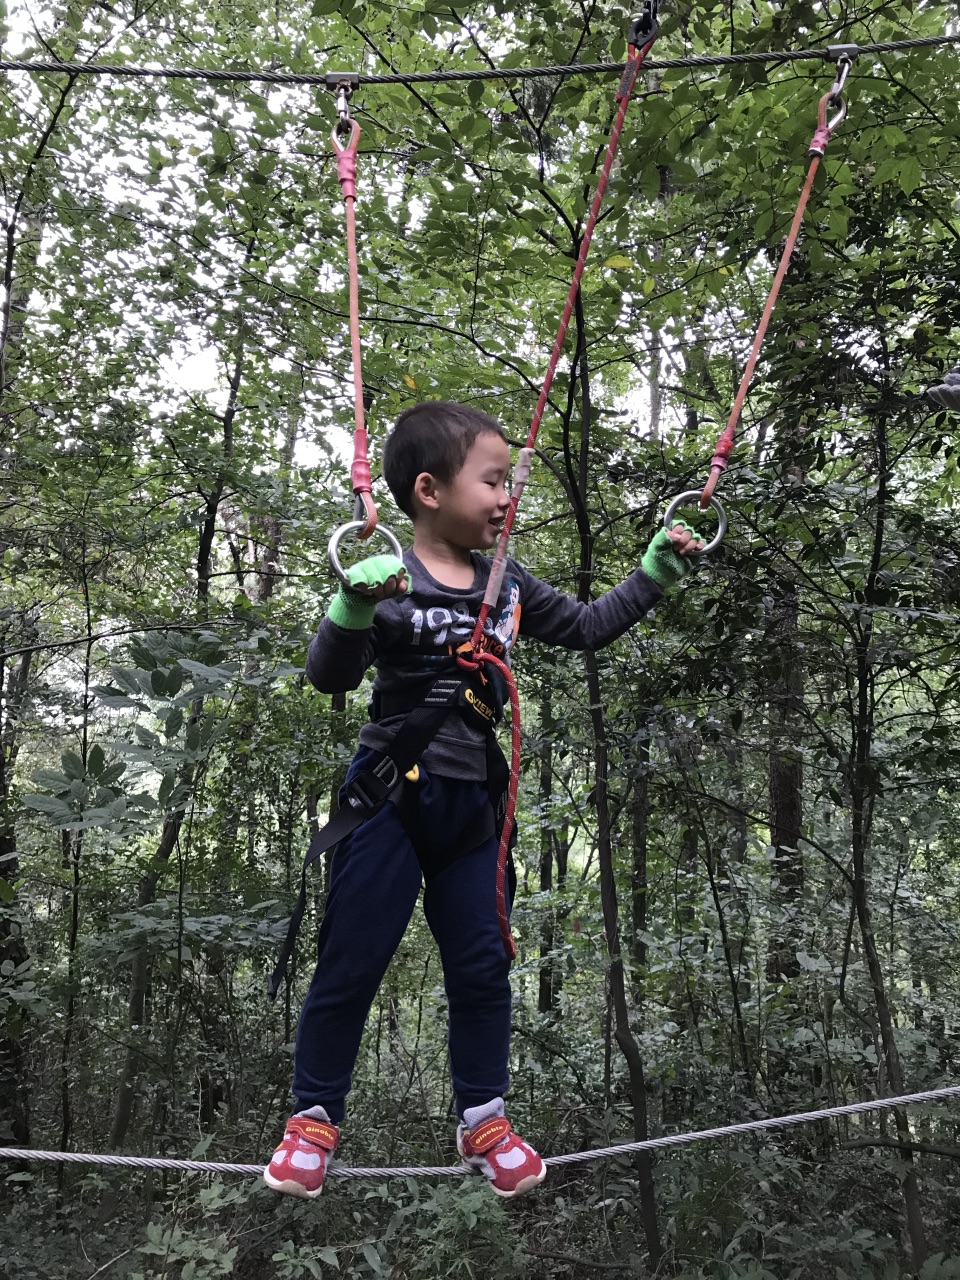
[{"xmin": 455, "ymin": 645, "xmax": 482, "ymax": 673}]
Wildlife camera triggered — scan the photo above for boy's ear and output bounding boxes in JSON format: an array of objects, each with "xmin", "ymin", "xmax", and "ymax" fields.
[{"xmin": 412, "ymin": 471, "xmax": 441, "ymax": 512}]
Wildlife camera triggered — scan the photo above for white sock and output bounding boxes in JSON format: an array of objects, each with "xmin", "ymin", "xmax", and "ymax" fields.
[
  {"xmin": 462, "ymin": 1097, "xmax": 504, "ymax": 1130},
  {"xmin": 296, "ymin": 1105, "xmax": 332, "ymax": 1123}
]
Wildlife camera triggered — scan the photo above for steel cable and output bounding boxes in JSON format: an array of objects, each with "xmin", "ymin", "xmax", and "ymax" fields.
[
  {"xmin": 0, "ymin": 35, "xmax": 957, "ymax": 88},
  {"xmin": 1, "ymin": 1084, "xmax": 958, "ymax": 1181}
]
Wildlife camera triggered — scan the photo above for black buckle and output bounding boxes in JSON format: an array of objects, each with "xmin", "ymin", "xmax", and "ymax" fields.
[
  {"xmin": 628, "ymin": 0, "xmax": 658, "ymax": 47},
  {"xmin": 345, "ymin": 756, "xmax": 400, "ymax": 813}
]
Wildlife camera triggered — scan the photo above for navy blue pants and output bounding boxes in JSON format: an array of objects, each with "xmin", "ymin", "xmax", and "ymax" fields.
[{"xmin": 293, "ymin": 748, "xmax": 512, "ymax": 1122}]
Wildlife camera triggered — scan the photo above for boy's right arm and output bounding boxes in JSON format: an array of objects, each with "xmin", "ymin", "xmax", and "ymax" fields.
[{"xmin": 305, "ymin": 554, "xmax": 409, "ymax": 694}]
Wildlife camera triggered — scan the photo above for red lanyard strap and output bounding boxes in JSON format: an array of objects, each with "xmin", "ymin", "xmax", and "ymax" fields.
[
  {"xmin": 687, "ymin": 52, "xmax": 855, "ymax": 531},
  {"xmin": 330, "ymin": 75, "xmax": 378, "ymax": 541}
]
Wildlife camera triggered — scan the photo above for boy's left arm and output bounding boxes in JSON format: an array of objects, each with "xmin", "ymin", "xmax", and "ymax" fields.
[{"xmin": 519, "ymin": 524, "xmax": 703, "ymax": 651}]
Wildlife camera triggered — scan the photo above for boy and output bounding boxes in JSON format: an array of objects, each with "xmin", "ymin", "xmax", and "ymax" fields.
[{"xmin": 264, "ymin": 401, "xmax": 702, "ymax": 1199}]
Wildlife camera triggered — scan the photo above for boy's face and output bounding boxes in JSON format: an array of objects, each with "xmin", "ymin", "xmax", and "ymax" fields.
[{"xmin": 428, "ymin": 432, "xmax": 511, "ymax": 549}]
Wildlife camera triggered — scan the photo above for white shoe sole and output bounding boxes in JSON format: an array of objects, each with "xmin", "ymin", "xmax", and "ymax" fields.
[
  {"xmin": 457, "ymin": 1137, "xmax": 548, "ymax": 1198},
  {"xmin": 488, "ymin": 1164, "xmax": 548, "ymax": 1199},
  {"xmin": 262, "ymin": 1168, "xmax": 325, "ymax": 1199}
]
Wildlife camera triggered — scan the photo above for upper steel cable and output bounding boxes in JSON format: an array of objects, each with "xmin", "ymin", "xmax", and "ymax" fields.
[{"xmin": 0, "ymin": 35, "xmax": 957, "ymax": 87}]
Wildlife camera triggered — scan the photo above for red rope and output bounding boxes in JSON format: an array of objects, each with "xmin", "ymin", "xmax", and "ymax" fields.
[
  {"xmin": 698, "ymin": 83, "xmax": 846, "ymax": 507},
  {"xmin": 333, "ymin": 119, "xmax": 378, "ymax": 538},
  {"xmin": 469, "ymin": 32, "xmax": 658, "ymax": 653},
  {"xmin": 457, "ymin": 649, "xmax": 522, "ymax": 961},
  {"xmin": 458, "ymin": 28, "xmax": 660, "ymax": 960}
]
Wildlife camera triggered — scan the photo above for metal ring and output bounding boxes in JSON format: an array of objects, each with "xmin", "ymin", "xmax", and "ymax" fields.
[
  {"xmin": 661, "ymin": 491, "xmax": 728, "ymax": 556},
  {"xmin": 328, "ymin": 520, "xmax": 404, "ymax": 587}
]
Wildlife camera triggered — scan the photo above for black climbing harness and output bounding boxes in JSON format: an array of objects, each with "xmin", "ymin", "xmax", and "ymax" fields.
[{"xmin": 267, "ymin": 671, "xmax": 512, "ymax": 999}]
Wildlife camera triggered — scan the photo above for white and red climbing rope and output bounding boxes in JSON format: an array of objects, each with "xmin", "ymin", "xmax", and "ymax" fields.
[{"xmin": 457, "ymin": 1, "xmax": 661, "ymax": 961}]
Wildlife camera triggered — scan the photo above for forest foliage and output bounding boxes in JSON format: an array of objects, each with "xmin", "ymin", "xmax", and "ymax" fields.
[{"xmin": 2, "ymin": 0, "xmax": 960, "ymax": 1276}]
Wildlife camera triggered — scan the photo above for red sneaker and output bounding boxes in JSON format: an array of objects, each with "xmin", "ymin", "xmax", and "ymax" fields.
[
  {"xmin": 457, "ymin": 1107, "xmax": 546, "ymax": 1198},
  {"xmin": 263, "ymin": 1113, "xmax": 339, "ymax": 1199}
]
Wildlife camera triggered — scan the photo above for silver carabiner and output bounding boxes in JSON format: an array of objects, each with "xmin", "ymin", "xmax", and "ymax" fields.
[
  {"xmin": 824, "ymin": 53, "xmax": 853, "ymax": 132},
  {"xmin": 335, "ymin": 83, "xmax": 352, "ymax": 135},
  {"xmin": 661, "ymin": 491, "xmax": 728, "ymax": 557}
]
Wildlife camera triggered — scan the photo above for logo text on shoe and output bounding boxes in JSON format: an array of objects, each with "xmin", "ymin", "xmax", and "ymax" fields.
[
  {"xmin": 289, "ymin": 1118, "xmax": 339, "ymax": 1150},
  {"xmin": 465, "ymin": 1117, "xmax": 512, "ymax": 1154}
]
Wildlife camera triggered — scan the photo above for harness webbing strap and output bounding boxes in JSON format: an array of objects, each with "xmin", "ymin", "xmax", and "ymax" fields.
[{"xmin": 267, "ymin": 676, "xmax": 467, "ymax": 999}]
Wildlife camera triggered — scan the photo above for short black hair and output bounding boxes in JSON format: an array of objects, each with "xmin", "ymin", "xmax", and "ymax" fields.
[{"xmin": 382, "ymin": 401, "xmax": 507, "ymax": 518}]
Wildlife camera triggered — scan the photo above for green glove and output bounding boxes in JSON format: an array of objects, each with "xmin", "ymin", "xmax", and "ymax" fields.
[
  {"xmin": 327, "ymin": 554, "xmax": 409, "ymax": 630},
  {"xmin": 641, "ymin": 524, "xmax": 700, "ymax": 590}
]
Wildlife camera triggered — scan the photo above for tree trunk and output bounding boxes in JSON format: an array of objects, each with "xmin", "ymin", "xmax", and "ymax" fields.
[
  {"xmin": 568, "ymin": 286, "xmax": 664, "ymax": 1267},
  {"xmin": 766, "ymin": 576, "xmax": 804, "ymax": 984},
  {"xmin": 537, "ymin": 690, "xmax": 563, "ymax": 1017},
  {"xmin": 585, "ymin": 651, "xmax": 664, "ymax": 1267},
  {"xmin": 848, "ymin": 410, "xmax": 928, "ymax": 1266},
  {"xmin": 0, "ymin": 615, "xmax": 37, "ymax": 1146},
  {"xmin": 628, "ymin": 720, "xmax": 650, "ymax": 1007},
  {"xmin": 107, "ymin": 311, "xmax": 249, "ymax": 1152}
]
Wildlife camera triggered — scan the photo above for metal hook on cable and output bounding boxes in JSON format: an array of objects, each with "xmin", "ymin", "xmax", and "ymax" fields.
[
  {"xmin": 825, "ymin": 52, "xmax": 853, "ymax": 125},
  {"xmin": 325, "ymin": 71, "xmax": 360, "ymax": 150},
  {"xmin": 810, "ymin": 48, "xmax": 856, "ymax": 153}
]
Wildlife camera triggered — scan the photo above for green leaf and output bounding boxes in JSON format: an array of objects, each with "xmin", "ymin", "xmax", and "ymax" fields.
[
  {"xmin": 360, "ymin": 1243, "xmax": 381, "ymax": 1272},
  {"xmin": 61, "ymin": 751, "xmax": 86, "ymax": 780},
  {"xmin": 179, "ymin": 659, "xmax": 235, "ymax": 682},
  {"xmin": 93, "ymin": 685, "xmax": 143, "ymax": 710},
  {"xmin": 99, "ymin": 762, "xmax": 126, "ymax": 787},
  {"xmin": 88, "ymin": 744, "xmax": 106, "ymax": 777},
  {"xmin": 896, "ymin": 155, "xmax": 922, "ymax": 196},
  {"xmin": 23, "ymin": 794, "xmax": 75, "ymax": 822},
  {"xmin": 31, "ymin": 769, "xmax": 70, "ymax": 790}
]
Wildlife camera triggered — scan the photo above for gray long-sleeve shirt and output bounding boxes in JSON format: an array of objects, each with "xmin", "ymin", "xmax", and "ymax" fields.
[{"xmin": 306, "ymin": 550, "xmax": 663, "ymax": 780}]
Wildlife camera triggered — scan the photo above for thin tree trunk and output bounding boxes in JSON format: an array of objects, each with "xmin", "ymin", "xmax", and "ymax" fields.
[
  {"xmin": 585, "ymin": 650, "xmax": 664, "ymax": 1267},
  {"xmin": 0, "ymin": 614, "xmax": 37, "ymax": 1146},
  {"xmin": 766, "ymin": 577, "xmax": 804, "ymax": 984},
  {"xmin": 538, "ymin": 690, "xmax": 563, "ymax": 1017},
  {"xmin": 58, "ymin": 573, "xmax": 93, "ymax": 1163},
  {"xmin": 628, "ymin": 721, "xmax": 650, "ymax": 1007},
  {"xmin": 570, "ymin": 286, "xmax": 664, "ymax": 1267},
  {"xmin": 107, "ymin": 304, "xmax": 250, "ymax": 1152},
  {"xmin": 849, "ymin": 409, "xmax": 928, "ymax": 1266}
]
